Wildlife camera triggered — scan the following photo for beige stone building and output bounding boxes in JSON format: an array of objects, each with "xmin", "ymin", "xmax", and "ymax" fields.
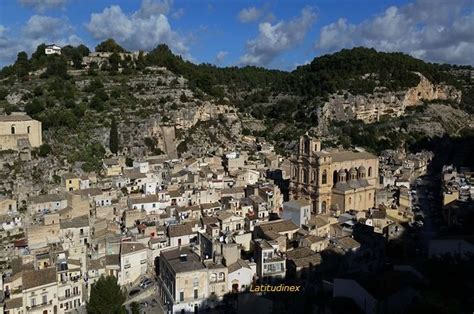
[
  {"xmin": 158, "ymin": 246, "xmax": 210, "ymax": 313},
  {"xmin": 0, "ymin": 114, "xmax": 42, "ymax": 151},
  {"xmin": 290, "ymin": 134, "xmax": 378, "ymax": 213}
]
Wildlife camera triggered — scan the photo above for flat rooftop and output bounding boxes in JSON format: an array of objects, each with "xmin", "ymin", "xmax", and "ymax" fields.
[{"xmin": 161, "ymin": 246, "xmax": 205, "ymax": 274}]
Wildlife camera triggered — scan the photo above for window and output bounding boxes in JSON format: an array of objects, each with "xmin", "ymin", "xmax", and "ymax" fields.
[
  {"xmin": 368, "ymin": 167, "xmax": 372, "ymax": 177},
  {"xmin": 194, "ymin": 289, "xmax": 198, "ymax": 299},
  {"xmin": 303, "ymin": 169, "xmax": 308, "ymax": 184},
  {"xmin": 349, "ymin": 197, "xmax": 352, "ymax": 205},
  {"xmin": 193, "ymin": 277, "xmax": 199, "ymax": 287},
  {"xmin": 322, "ymin": 170, "xmax": 327, "ymax": 184},
  {"xmin": 42, "ymin": 295, "xmax": 47, "ymax": 304},
  {"xmin": 31, "ymin": 298, "xmax": 36, "ymax": 307},
  {"xmin": 27, "ymin": 126, "xmax": 31, "ymax": 134},
  {"xmin": 11, "ymin": 125, "xmax": 15, "ymax": 134},
  {"xmin": 179, "ymin": 291, "xmax": 184, "ymax": 302},
  {"xmin": 210, "ymin": 273, "xmax": 216, "ymax": 282}
]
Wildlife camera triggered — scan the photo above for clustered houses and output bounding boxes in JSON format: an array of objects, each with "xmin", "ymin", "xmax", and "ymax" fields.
[{"xmin": 0, "ymin": 128, "xmax": 433, "ymax": 313}]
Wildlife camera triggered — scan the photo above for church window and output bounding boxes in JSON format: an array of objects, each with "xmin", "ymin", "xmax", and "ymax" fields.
[
  {"xmin": 303, "ymin": 140, "xmax": 309, "ymax": 155},
  {"xmin": 303, "ymin": 169, "xmax": 309, "ymax": 184},
  {"xmin": 322, "ymin": 170, "xmax": 327, "ymax": 184}
]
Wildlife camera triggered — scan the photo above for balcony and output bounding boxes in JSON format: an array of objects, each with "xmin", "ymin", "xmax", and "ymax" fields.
[
  {"xmin": 28, "ymin": 300, "xmax": 53, "ymax": 310},
  {"xmin": 58, "ymin": 292, "xmax": 81, "ymax": 301}
]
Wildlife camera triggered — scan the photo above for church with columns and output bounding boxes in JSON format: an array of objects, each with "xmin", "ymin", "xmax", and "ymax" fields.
[{"xmin": 289, "ymin": 134, "xmax": 379, "ymax": 214}]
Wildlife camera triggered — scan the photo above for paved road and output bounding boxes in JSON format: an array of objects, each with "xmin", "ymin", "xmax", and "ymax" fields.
[{"xmin": 413, "ymin": 175, "xmax": 439, "ymax": 256}]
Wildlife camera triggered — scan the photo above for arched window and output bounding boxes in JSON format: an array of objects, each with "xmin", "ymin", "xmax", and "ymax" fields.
[
  {"xmin": 368, "ymin": 167, "xmax": 372, "ymax": 177},
  {"xmin": 210, "ymin": 273, "xmax": 217, "ymax": 282},
  {"xmin": 303, "ymin": 140, "xmax": 309, "ymax": 155},
  {"xmin": 321, "ymin": 201, "xmax": 327, "ymax": 212},
  {"xmin": 27, "ymin": 126, "xmax": 31, "ymax": 134},
  {"xmin": 348, "ymin": 197, "xmax": 352, "ymax": 205},
  {"xmin": 293, "ymin": 167, "xmax": 297, "ymax": 179},
  {"xmin": 218, "ymin": 272, "xmax": 225, "ymax": 281},
  {"xmin": 322, "ymin": 170, "xmax": 327, "ymax": 184},
  {"xmin": 11, "ymin": 125, "xmax": 15, "ymax": 134},
  {"xmin": 312, "ymin": 170, "xmax": 317, "ymax": 182},
  {"xmin": 303, "ymin": 169, "xmax": 309, "ymax": 184}
]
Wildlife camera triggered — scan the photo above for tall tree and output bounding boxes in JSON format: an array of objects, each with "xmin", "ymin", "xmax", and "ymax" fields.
[
  {"xmin": 87, "ymin": 275, "xmax": 125, "ymax": 314},
  {"xmin": 109, "ymin": 117, "xmax": 119, "ymax": 154}
]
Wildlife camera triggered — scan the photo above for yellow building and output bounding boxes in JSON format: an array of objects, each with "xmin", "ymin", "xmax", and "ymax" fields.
[
  {"xmin": 62, "ymin": 173, "xmax": 80, "ymax": 191},
  {"xmin": 0, "ymin": 113, "xmax": 42, "ymax": 151},
  {"xmin": 290, "ymin": 134, "xmax": 378, "ymax": 214}
]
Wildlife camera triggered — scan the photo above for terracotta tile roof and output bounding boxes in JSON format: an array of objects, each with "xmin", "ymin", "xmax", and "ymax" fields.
[
  {"xmin": 22, "ymin": 267, "xmax": 56, "ymax": 290},
  {"xmin": 168, "ymin": 223, "xmax": 194, "ymax": 238}
]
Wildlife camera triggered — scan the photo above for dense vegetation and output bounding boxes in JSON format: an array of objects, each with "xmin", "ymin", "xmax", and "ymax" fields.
[
  {"xmin": 87, "ymin": 275, "xmax": 126, "ymax": 314},
  {"xmin": 293, "ymin": 47, "xmax": 459, "ymax": 97},
  {"xmin": 0, "ymin": 40, "xmax": 471, "ymax": 163}
]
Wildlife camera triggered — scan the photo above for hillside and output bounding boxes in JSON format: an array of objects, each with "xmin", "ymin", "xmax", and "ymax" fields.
[{"xmin": 0, "ymin": 40, "xmax": 472, "ymax": 186}]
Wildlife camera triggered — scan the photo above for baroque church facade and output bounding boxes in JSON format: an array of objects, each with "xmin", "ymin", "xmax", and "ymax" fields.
[{"xmin": 290, "ymin": 134, "xmax": 378, "ymax": 214}]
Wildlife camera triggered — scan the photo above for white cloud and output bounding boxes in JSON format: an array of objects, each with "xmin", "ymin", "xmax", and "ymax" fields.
[
  {"xmin": 239, "ymin": 7, "xmax": 316, "ymax": 66},
  {"xmin": 18, "ymin": 0, "xmax": 67, "ymax": 11},
  {"xmin": 86, "ymin": 2, "xmax": 188, "ymax": 56},
  {"xmin": 215, "ymin": 50, "xmax": 228, "ymax": 63},
  {"xmin": 316, "ymin": 0, "xmax": 474, "ymax": 65},
  {"xmin": 133, "ymin": 0, "xmax": 173, "ymax": 19},
  {"xmin": 0, "ymin": 15, "xmax": 80, "ymax": 65},
  {"xmin": 172, "ymin": 8, "xmax": 185, "ymax": 19},
  {"xmin": 23, "ymin": 15, "xmax": 71, "ymax": 38},
  {"xmin": 238, "ymin": 7, "xmax": 262, "ymax": 23}
]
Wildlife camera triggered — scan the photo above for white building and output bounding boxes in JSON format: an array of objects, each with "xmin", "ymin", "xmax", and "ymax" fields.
[
  {"xmin": 45, "ymin": 44, "xmax": 62, "ymax": 55},
  {"xmin": 227, "ymin": 259, "xmax": 256, "ymax": 292},
  {"xmin": 282, "ymin": 199, "xmax": 312, "ymax": 227},
  {"xmin": 119, "ymin": 242, "xmax": 148, "ymax": 286}
]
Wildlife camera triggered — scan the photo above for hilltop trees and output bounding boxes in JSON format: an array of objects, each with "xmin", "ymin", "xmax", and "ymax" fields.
[{"xmin": 95, "ymin": 39, "xmax": 127, "ymax": 53}]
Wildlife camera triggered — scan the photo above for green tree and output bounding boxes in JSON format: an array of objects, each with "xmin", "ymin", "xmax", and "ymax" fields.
[
  {"xmin": 87, "ymin": 275, "xmax": 126, "ymax": 314},
  {"xmin": 14, "ymin": 51, "xmax": 30, "ymax": 78},
  {"xmin": 95, "ymin": 39, "xmax": 127, "ymax": 53},
  {"xmin": 38, "ymin": 143, "xmax": 52, "ymax": 157},
  {"xmin": 43, "ymin": 56, "xmax": 69, "ymax": 79},
  {"xmin": 125, "ymin": 157, "xmax": 133, "ymax": 167},
  {"xmin": 109, "ymin": 117, "xmax": 119, "ymax": 154},
  {"xmin": 130, "ymin": 302, "xmax": 139, "ymax": 314},
  {"xmin": 0, "ymin": 87, "xmax": 8, "ymax": 100}
]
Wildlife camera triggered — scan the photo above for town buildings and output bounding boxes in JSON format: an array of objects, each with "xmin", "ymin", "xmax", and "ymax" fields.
[{"xmin": 290, "ymin": 134, "xmax": 378, "ymax": 214}]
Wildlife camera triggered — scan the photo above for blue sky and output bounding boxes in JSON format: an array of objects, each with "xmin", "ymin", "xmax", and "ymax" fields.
[{"xmin": 0, "ymin": 0, "xmax": 472, "ymax": 69}]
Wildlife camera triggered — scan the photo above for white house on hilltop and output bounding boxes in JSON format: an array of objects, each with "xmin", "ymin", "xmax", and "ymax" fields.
[{"xmin": 45, "ymin": 44, "xmax": 62, "ymax": 55}]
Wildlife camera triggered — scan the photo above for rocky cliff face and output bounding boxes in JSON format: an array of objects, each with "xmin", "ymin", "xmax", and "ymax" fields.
[{"xmin": 318, "ymin": 73, "xmax": 462, "ymax": 126}]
